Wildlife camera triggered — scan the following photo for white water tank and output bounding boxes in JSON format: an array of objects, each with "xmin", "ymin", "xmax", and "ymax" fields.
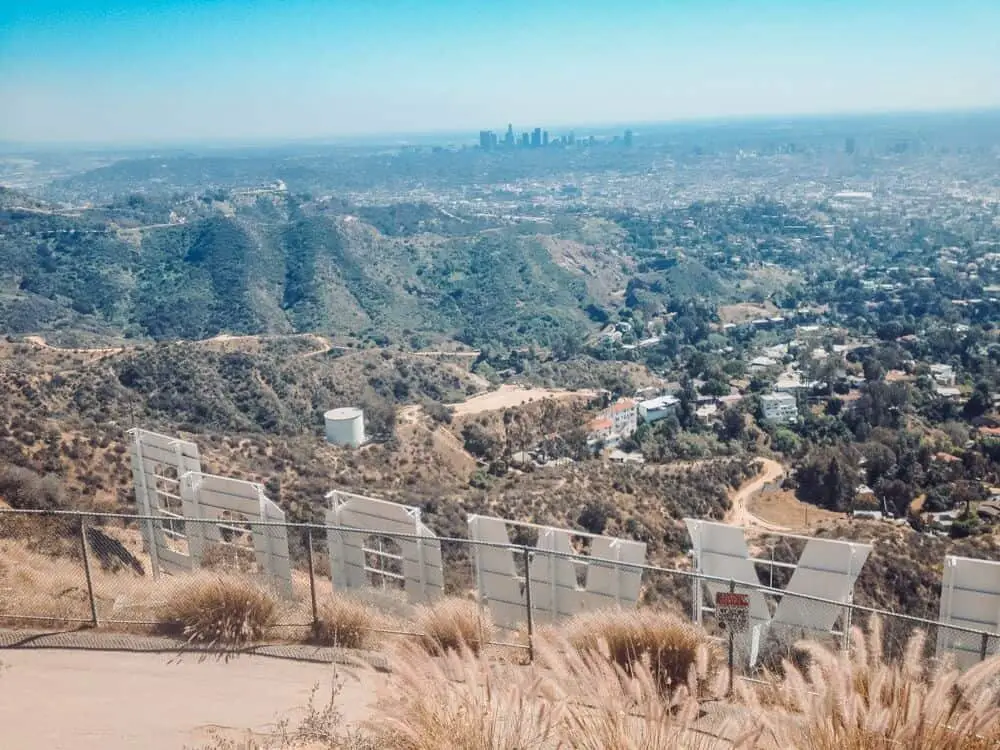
[{"xmin": 324, "ymin": 407, "xmax": 365, "ymax": 447}]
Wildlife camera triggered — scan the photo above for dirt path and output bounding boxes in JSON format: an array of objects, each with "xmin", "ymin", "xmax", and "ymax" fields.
[
  {"xmin": 726, "ymin": 457, "xmax": 789, "ymax": 532},
  {"xmin": 0, "ymin": 649, "xmax": 386, "ymax": 750},
  {"xmin": 19, "ymin": 333, "xmax": 477, "ymax": 365},
  {"xmin": 22, "ymin": 335, "xmax": 128, "ymax": 356}
]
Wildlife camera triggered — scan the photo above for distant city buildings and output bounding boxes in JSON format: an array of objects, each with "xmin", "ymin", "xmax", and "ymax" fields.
[
  {"xmin": 479, "ymin": 130, "xmax": 498, "ymax": 150},
  {"xmin": 475, "ymin": 123, "xmax": 635, "ymax": 151}
]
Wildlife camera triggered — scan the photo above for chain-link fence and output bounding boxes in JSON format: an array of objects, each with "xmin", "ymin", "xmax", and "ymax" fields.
[{"xmin": 0, "ymin": 507, "xmax": 995, "ymax": 674}]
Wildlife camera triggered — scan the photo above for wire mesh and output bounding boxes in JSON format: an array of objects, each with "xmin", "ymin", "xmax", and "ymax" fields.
[
  {"xmin": 0, "ymin": 511, "xmax": 91, "ymax": 624},
  {"xmin": 0, "ymin": 507, "xmax": 996, "ymax": 672}
]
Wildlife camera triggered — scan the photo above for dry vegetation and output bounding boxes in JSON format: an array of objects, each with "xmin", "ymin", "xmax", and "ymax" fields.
[
  {"xmin": 5, "ymin": 521, "xmax": 999, "ymax": 750},
  {"xmin": 743, "ymin": 617, "xmax": 1000, "ymax": 749},
  {"xmin": 154, "ymin": 574, "xmax": 279, "ymax": 648},
  {"xmin": 0, "ymin": 340, "xmax": 757, "ymax": 606},
  {"xmin": 747, "ymin": 488, "xmax": 843, "ymax": 531},
  {"xmin": 309, "ymin": 597, "xmax": 386, "ymax": 651},
  {"xmin": 564, "ymin": 609, "xmax": 720, "ymax": 696},
  {"xmin": 204, "ymin": 617, "xmax": 1000, "ymax": 750},
  {"xmin": 414, "ymin": 597, "xmax": 495, "ymax": 656}
]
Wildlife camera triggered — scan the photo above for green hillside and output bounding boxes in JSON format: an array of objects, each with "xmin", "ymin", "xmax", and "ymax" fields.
[{"xmin": 0, "ymin": 194, "xmax": 596, "ymax": 347}]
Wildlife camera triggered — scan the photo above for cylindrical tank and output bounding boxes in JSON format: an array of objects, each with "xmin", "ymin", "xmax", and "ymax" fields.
[{"xmin": 324, "ymin": 407, "xmax": 365, "ymax": 447}]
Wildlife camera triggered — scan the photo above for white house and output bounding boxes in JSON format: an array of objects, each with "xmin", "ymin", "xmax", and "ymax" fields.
[
  {"xmin": 638, "ymin": 395, "xmax": 680, "ymax": 424},
  {"xmin": 930, "ymin": 364, "xmax": 956, "ymax": 386},
  {"xmin": 761, "ymin": 392, "xmax": 798, "ymax": 424}
]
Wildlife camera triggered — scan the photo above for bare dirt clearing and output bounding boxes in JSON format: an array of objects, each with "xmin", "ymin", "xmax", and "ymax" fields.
[
  {"xmin": 717, "ymin": 302, "xmax": 780, "ymax": 325},
  {"xmin": 450, "ymin": 384, "xmax": 597, "ymax": 417},
  {"xmin": 748, "ymin": 488, "xmax": 842, "ymax": 532}
]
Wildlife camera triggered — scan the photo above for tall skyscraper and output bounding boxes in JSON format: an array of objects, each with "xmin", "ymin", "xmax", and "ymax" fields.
[
  {"xmin": 521, "ymin": 132, "xmax": 530, "ymax": 147},
  {"xmin": 624, "ymin": 129, "xmax": 633, "ymax": 147},
  {"xmin": 505, "ymin": 123, "xmax": 515, "ymax": 147},
  {"xmin": 479, "ymin": 130, "xmax": 493, "ymax": 150},
  {"xmin": 568, "ymin": 132, "xmax": 575, "ymax": 146},
  {"xmin": 531, "ymin": 127, "xmax": 542, "ymax": 148},
  {"xmin": 542, "ymin": 130, "xmax": 549, "ymax": 147}
]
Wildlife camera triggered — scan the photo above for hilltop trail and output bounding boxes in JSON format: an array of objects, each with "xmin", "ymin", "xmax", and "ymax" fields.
[
  {"xmin": 21, "ymin": 332, "xmax": 477, "ymax": 362},
  {"xmin": 22, "ymin": 335, "xmax": 128, "ymax": 356},
  {"xmin": 0, "ymin": 649, "xmax": 386, "ymax": 750},
  {"xmin": 726, "ymin": 457, "xmax": 789, "ymax": 532}
]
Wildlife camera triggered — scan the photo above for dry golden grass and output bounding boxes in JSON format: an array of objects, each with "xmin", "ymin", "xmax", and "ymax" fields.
[
  {"xmin": 741, "ymin": 617, "xmax": 1000, "ymax": 749},
  {"xmin": 154, "ymin": 574, "xmax": 278, "ymax": 648},
  {"xmin": 311, "ymin": 594, "xmax": 391, "ymax": 651},
  {"xmin": 564, "ymin": 609, "xmax": 721, "ymax": 696},
  {"xmin": 413, "ymin": 597, "xmax": 494, "ymax": 656},
  {"xmin": 367, "ymin": 643, "xmax": 563, "ymax": 749},
  {"xmin": 367, "ymin": 634, "xmax": 751, "ymax": 750},
  {"xmin": 0, "ymin": 541, "xmax": 97, "ymax": 623}
]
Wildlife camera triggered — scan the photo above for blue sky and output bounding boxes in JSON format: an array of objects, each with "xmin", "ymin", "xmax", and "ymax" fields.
[{"xmin": 1, "ymin": 0, "xmax": 998, "ymax": 144}]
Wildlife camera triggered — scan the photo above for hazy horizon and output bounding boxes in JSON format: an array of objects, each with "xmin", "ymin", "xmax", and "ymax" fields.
[{"xmin": 2, "ymin": 0, "xmax": 999, "ymax": 145}]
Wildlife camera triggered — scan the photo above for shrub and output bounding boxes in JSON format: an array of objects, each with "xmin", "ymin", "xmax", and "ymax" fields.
[
  {"xmin": 564, "ymin": 609, "xmax": 720, "ymax": 696},
  {"xmin": 367, "ymin": 634, "xmax": 747, "ymax": 750},
  {"xmin": 0, "ymin": 465, "xmax": 65, "ymax": 510},
  {"xmin": 536, "ymin": 635, "xmax": 755, "ymax": 749},
  {"xmin": 748, "ymin": 616, "xmax": 1000, "ymax": 750},
  {"xmin": 414, "ymin": 597, "xmax": 493, "ymax": 656},
  {"xmin": 367, "ymin": 644, "xmax": 561, "ymax": 750},
  {"xmin": 156, "ymin": 574, "xmax": 278, "ymax": 648},
  {"xmin": 311, "ymin": 595, "xmax": 387, "ymax": 651}
]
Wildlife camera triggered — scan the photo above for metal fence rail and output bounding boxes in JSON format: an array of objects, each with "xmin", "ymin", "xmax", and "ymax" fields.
[{"xmin": 0, "ymin": 507, "xmax": 995, "ymax": 673}]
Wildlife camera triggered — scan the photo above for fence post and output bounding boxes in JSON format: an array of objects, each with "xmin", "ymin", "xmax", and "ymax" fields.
[
  {"xmin": 522, "ymin": 545, "xmax": 535, "ymax": 663},
  {"xmin": 727, "ymin": 578, "xmax": 736, "ymax": 698},
  {"xmin": 79, "ymin": 518, "xmax": 99, "ymax": 628},
  {"xmin": 980, "ymin": 631, "xmax": 990, "ymax": 663},
  {"xmin": 306, "ymin": 527, "xmax": 318, "ymax": 630}
]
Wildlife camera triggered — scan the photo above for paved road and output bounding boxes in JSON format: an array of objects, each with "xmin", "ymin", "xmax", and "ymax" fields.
[{"xmin": 0, "ymin": 649, "xmax": 385, "ymax": 750}]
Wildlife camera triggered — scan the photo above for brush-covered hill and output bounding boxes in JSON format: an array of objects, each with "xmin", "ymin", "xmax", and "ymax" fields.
[
  {"xmin": 0, "ymin": 191, "xmax": 597, "ymax": 347},
  {"xmin": 0, "ymin": 337, "xmax": 751, "ymax": 591}
]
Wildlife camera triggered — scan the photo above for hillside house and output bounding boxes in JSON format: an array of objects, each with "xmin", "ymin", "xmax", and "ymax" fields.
[
  {"xmin": 930, "ymin": 364, "xmax": 957, "ymax": 386},
  {"xmin": 761, "ymin": 392, "xmax": 798, "ymax": 424},
  {"xmin": 638, "ymin": 395, "xmax": 680, "ymax": 424},
  {"xmin": 586, "ymin": 398, "xmax": 638, "ymax": 447},
  {"xmin": 607, "ymin": 399, "xmax": 638, "ymax": 437},
  {"xmin": 586, "ymin": 416, "xmax": 614, "ymax": 445},
  {"xmin": 749, "ymin": 356, "xmax": 778, "ymax": 374}
]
